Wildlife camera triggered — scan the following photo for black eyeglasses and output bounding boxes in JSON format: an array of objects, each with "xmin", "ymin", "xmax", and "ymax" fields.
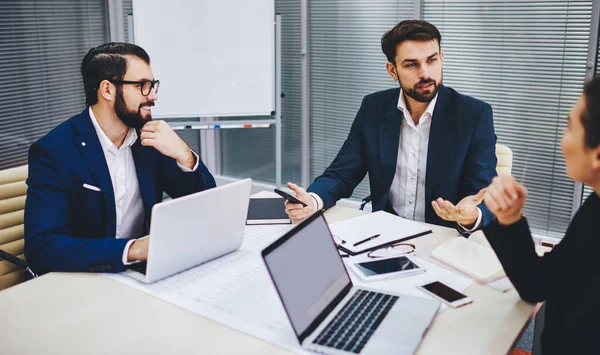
[{"xmin": 111, "ymin": 79, "xmax": 160, "ymax": 96}]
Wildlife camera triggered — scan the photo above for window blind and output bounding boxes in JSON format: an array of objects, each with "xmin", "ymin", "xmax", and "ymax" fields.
[
  {"xmin": 0, "ymin": 0, "xmax": 108, "ymax": 170},
  {"xmin": 423, "ymin": 0, "xmax": 592, "ymax": 238}
]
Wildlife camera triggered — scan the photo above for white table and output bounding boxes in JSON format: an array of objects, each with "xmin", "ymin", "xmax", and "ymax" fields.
[{"xmin": 0, "ymin": 203, "xmax": 534, "ymax": 355}]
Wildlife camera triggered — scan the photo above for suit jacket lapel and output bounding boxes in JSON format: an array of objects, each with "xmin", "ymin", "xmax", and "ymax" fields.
[
  {"xmin": 379, "ymin": 95, "xmax": 402, "ymax": 202},
  {"xmin": 131, "ymin": 138, "xmax": 157, "ymax": 216},
  {"xmin": 73, "ymin": 109, "xmax": 116, "ymax": 220},
  {"xmin": 426, "ymin": 85, "xmax": 456, "ymax": 201}
]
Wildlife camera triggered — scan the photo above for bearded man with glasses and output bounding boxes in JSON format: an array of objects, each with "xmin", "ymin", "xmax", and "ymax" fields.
[{"xmin": 24, "ymin": 42, "xmax": 216, "ymax": 275}]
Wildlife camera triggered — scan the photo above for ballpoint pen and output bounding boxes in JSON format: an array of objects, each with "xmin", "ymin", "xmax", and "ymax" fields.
[
  {"xmin": 353, "ymin": 234, "xmax": 381, "ymax": 247},
  {"xmin": 333, "ymin": 234, "xmax": 347, "ymax": 246}
]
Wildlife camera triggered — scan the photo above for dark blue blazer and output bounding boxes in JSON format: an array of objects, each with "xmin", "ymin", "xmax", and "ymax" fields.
[
  {"xmin": 307, "ymin": 85, "xmax": 497, "ymax": 229},
  {"xmin": 24, "ymin": 109, "xmax": 216, "ymax": 274}
]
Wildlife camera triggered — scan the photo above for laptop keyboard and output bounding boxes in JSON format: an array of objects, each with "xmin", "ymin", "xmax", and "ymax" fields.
[
  {"xmin": 128, "ymin": 261, "xmax": 147, "ymax": 275},
  {"xmin": 313, "ymin": 289, "xmax": 398, "ymax": 354}
]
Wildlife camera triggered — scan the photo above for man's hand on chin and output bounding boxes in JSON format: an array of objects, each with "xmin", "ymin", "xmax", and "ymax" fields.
[{"xmin": 140, "ymin": 120, "xmax": 196, "ymax": 169}]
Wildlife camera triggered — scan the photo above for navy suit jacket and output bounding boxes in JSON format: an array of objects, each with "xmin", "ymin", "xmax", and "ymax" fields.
[
  {"xmin": 307, "ymin": 85, "xmax": 497, "ymax": 229},
  {"xmin": 24, "ymin": 108, "xmax": 216, "ymax": 274}
]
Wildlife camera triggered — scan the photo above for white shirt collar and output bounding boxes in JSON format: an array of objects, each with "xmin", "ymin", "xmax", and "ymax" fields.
[
  {"xmin": 397, "ymin": 88, "xmax": 438, "ymax": 125},
  {"xmin": 88, "ymin": 107, "xmax": 138, "ymax": 154}
]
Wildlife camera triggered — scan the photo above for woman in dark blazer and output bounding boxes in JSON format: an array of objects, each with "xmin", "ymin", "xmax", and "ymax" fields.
[{"xmin": 482, "ymin": 77, "xmax": 600, "ymax": 355}]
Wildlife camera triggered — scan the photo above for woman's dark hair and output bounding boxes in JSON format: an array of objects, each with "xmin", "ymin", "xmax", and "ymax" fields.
[
  {"xmin": 381, "ymin": 20, "xmax": 441, "ymax": 65},
  {"xmin": 81, "ymin": 42, "xmax": 151, "ymax": 106},
  {"xmin": 582, "ymin": 76, "xmax": 600, "ymax": 148}
]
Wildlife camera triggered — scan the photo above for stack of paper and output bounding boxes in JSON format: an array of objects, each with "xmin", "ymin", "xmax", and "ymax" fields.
[{"xmin": 430, "ymin": 234, "xmax": 505, "ymax": 284}]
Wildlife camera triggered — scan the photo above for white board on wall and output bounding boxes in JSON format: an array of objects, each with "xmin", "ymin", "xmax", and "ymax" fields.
[{"xmin": 132, "ymin": 0, "xmax": 275, "ymax": 118}]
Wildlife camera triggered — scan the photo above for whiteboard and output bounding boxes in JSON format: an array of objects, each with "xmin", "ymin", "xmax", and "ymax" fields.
[{"xmin": 132, "ymin": 0, "xmax": 275, "ymax": 118}]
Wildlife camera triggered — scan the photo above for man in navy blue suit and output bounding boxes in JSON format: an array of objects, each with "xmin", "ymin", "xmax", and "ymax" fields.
[
  {"xmin": 24, "ymin": 43, "xmax": 216, "ymax": 274},
  {"xmin": 285, "ymin": 20, "xmax": 496, "ymax": 233}
]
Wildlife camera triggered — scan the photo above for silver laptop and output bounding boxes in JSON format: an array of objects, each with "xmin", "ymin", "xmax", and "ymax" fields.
[
  {"xmin": 261, "ymin": 211, "xmax": 439, "ymax": 355},
  {"xmin": 124, "ymin": 178, "xmax": 252, "ymax": 283}
]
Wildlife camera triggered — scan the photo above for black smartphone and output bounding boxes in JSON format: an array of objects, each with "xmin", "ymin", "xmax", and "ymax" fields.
[{"xmin": 274, "ymin": 188, "xmax": 307, "ymax": 207}]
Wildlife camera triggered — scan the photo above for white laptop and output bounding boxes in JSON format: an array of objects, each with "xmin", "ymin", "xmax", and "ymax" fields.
[
  {"xmin": 124, "ymin": 178, "xmax": 252, "ymax": 283},
  {"xmin": 262, "ymin": 211, "xmax": 439, "ymax": 355}
]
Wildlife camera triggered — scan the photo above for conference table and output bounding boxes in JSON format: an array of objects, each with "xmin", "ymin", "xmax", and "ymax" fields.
[{"xmin": 0, "ymin": 196, "xmax": 535, "ymax": 355}]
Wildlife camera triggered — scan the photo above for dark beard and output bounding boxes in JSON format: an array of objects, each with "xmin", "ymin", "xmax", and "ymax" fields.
[
  {"xmin": 114, "ymin": 87, "xmax": 153, "ymax": 129},
  {"xmin": 400, "ymin": 77, "xmax": 442, "ymax": 103}
]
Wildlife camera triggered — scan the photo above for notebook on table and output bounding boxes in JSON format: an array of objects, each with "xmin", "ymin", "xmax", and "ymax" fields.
[
  {"xmin": 430, "ymin": 232, "xmax": 505, "ymax": 284},
  {"xmin": 246, "ymin": 197, "xmax": 291, "ymax": 225}
]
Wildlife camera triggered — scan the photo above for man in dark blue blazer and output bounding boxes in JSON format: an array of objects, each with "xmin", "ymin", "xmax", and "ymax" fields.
[
  {"xmin": 24, "ymin": 43, "xmax": 216, "ymax": 275},
  {"xmin": 285, "ymin": 20, "xmax": 496, "ymax": 232}
]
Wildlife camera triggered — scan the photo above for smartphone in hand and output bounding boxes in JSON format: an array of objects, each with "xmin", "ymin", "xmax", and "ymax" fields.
[{"xmin": 274, "ymin": 188, "xmax": 307, "ymax": 207}]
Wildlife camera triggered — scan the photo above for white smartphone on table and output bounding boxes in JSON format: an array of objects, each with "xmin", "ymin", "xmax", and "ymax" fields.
[{"xmin": 417, "ymin": 281, "xmax": 473, "ymax": 308}]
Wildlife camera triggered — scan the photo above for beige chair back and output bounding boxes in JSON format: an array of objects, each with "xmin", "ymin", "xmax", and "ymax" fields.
[
  {"xmin": 0, "ymin": 165, "xmax": 28, "ymax": 290},
  {"xmin": 496, "ymin": 143, "xmax": 513, "ymax": 177}
]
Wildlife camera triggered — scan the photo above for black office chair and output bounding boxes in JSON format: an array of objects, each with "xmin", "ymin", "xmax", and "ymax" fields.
[{"xmin": 359, "ymin": 195, "xmax": 372, "ymax": 211}]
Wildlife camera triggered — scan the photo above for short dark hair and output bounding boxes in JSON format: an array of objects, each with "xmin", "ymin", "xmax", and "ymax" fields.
[
  {"xmin": 381, "ymin": 20, "xmax": 441, "ymax": 65},
  {"xmin": 582, "ymin": 76, "xmax": 600, "ymax": 149},
  {"xmin": 81, "ymin": 42, "xmax": 151, "ymax": 106}
]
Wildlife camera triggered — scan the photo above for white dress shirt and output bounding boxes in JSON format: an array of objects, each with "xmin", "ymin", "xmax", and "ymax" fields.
[
  {"xmin": 310, "ymin": 90, "xmax": 481, "ymax": 231},
  {"xmin": 89, "ymin": 107, "xmax": 199, "ymax": 264},
  {"xmin": 388, "ymin": 90, "xmax": 436, "ymax": 222}
]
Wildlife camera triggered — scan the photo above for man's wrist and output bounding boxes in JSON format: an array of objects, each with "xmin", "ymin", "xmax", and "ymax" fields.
[
  {"xmin": 127, "ymin": 239, "xmax": 143, "ymax": 262},
  {"xmin": 123, "ymin": 239, "xmax": 137, "ymax": 265},
  {"xmin": 460, "ymin": 211, "xmax": 478, "ymax": 227},
  {"xmin": 308, "ymin": 192, "xmax": 323, "ymax": 210},
  {"xmin": 176, "ymin": 149, "xmax": 196, "ymax": 169},
  {"xmin": 458, "ymin": 207, "xmax": 482, "ymax": 232}
]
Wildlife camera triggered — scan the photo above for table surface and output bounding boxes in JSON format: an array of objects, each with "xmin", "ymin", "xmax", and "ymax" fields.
[{"xmin": 0, "ymin": 196, "xmax": 534, "ymax": 355}]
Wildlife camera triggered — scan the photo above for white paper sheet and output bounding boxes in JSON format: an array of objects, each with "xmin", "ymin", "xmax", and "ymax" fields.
[
  {"xmin": 329, "ymin": 211, "xmax": 432, "ymax": 254},
  {"xmin": 104, "ymin": 224, "xmax": 473, "ymax": 353},
  {"xmin": 105, "ymin": 224, "xmax": 309, "ymax": 354}
]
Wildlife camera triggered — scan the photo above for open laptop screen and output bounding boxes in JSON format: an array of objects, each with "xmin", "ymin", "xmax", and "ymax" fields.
[{"xmin": 263, "ymin": 213, "xmax": 351, "ymax": 340}]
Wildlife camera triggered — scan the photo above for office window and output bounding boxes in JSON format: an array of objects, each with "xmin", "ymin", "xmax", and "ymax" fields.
[
  {"xmin": 423, "ymin": 0, "xmax": 593, "ymax": 238},
  {"xmin": 309, "ymin": 0, "xmax": 417, "ymax": 200},
  {"xmin": 218, "ymin": 0, "xmax": 302, "ymax": 185},
  {"xmin": 123, "ymin": 0, "xmax": 132, "ymax": 42},
  {"xmin": 0, "ymin": 0, "xmax": 108, "ymax": 170}
]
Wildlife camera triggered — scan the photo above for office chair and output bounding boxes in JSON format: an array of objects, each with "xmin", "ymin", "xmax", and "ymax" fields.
[
  {"xmin": 359, "ymin": 143, "xmax": 513, "ymax": 210},
  {"xmin": 0, "ymin": 165, "xmax": 38, "ymax": 290}
]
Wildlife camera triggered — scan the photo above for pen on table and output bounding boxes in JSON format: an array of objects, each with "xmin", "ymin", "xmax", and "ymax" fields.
[
  {"xmin": 333, "ymin": 235, "xmax": 346, "ymax": 245},
  {"xmin": 353, "ymin": 234, "xmax": 381, "ymax": 247}
]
